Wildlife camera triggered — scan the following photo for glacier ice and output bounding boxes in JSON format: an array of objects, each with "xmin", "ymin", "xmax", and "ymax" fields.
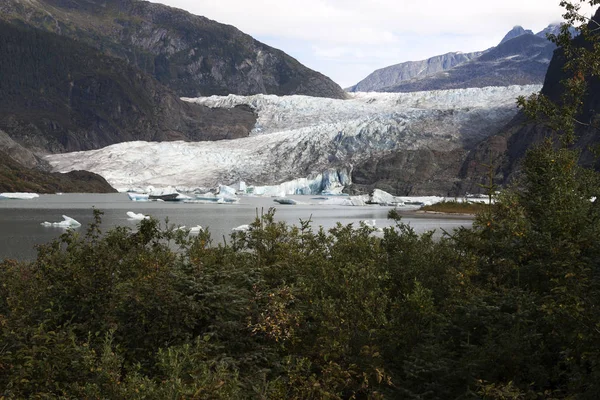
[{"xmin": 46, "ymin": 86, "xmax": 541, "ymax": 193}]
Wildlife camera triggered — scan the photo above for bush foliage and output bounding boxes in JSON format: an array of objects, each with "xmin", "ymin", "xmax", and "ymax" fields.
[{"xmin": 1, "ymin": 147, "xmax": 600, "ymax": 398}]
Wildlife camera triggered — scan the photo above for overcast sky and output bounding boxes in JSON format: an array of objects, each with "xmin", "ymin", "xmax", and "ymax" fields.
[{"xmin": 149, "ymin": 1, "xmax": 595, "ymax": 88}]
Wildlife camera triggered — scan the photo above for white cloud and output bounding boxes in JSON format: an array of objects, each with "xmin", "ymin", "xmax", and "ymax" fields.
[{"xmin": 150, "ymin": 0, "xmax": 597, "ymax": 87}]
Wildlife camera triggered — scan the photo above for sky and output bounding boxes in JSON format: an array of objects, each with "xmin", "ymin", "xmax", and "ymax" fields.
[{"xmin": 149, "ymin": 1, "xmax": 595, "ymax": 88}]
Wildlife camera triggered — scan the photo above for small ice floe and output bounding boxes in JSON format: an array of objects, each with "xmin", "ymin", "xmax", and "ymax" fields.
[
  {"xmin": 177, "ymin": 225, "xmax": 203, "ymax": 233},
  {"xmin": 41, "ymin": 215, "xmax": 81, "ymax": 228},
  {"xmin": 361, "ymin": 219, "xmax": 384, "ymax": 232},
  {"xmin": 126, "ymin": 211, "xmax": 150, "ymax": 220},
  {"xmin": 273, "ymin": 197, "xmax": 297, "ymax": 205},
  {"xmin": 232, "ymin": 224, "xmax": 251, "ymax": 232},
  {"xmin": 1, "ymin": 192, "xmax": 39, "ymax": 200}
]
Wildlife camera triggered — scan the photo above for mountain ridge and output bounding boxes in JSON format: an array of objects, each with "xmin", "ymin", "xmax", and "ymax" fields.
[{"xmin": 349, "ymin": 24, "xmax": 560, "ymax": 93}]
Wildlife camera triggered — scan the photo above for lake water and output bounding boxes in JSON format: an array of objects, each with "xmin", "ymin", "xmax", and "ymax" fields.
[{"xmin": 0, "ymin": 193, "xmax": 474, "ymax": 261}]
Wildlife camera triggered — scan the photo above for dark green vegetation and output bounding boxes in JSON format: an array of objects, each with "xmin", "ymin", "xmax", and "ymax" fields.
[
  {"xmin": 1, "ymin": 137, "xmax": 599, "ymax": 397},
  {"xmin": 419, "ymin": 200, "xmax": 489, "ymax": 214}
]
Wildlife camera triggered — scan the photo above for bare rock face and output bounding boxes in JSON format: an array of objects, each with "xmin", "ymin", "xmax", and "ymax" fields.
[
  {"xmin": 347, "ymin": 51, "xmax": 482, "ymax": 93},
  {"xmin": 382, "ymin": 34, "xmax": 555, "ymax": 93},
  {"xmin": 0, "ymin": 0, "xmax": 346, "ymax": 99}
]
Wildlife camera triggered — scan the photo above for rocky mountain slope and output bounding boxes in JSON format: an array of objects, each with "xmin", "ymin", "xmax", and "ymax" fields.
[
  {"xmin": 0, "ymin": 20, "xmax": 257, "ymax": 157},
  {"xmin": 347, "ymin": 51, "xmax": 482, "ymax": 92},
  {"xmin": 0, "ymin": 0, "xmax": 345, "ymax": 99},
  {"xmin": 351, "ymin": 24, "xmax": 560, "ymax": 93},
  {"xmin": 459, "ymin": 8, "xmax": 600, "ymax": 192},
  {"xmin": 45, "ymin": 86, "xmax": 540, "ymax": 194}
]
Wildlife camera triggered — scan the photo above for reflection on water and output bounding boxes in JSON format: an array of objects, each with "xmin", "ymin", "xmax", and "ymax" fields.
[{"xmin": 0, "ymin": 193, "xmax": 473, "ymax": 261}]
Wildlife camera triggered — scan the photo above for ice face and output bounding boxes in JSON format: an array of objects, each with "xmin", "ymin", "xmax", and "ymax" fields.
[{"xmin": 46, "ymin": 86, "xmax": 541, "ymax": 192}]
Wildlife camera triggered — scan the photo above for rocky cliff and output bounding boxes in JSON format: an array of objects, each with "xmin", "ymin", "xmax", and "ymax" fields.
[{"xmin": 0, "ymin": 0, "xmax": 346, "ymax": 99}]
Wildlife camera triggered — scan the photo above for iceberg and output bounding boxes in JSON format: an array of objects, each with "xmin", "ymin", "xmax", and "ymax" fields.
[
  {"xmin": 177, "ymin": 225, "xmax": 203, "ymax": 234},
  {"xmin": 369, "ymin": 189, "xmax": 405, "ymax": 206},
  {"xmin": 1, "ymin": 192, "xmax": 39, "ymax": 200},
  {"xmin": 319, "ymin": 195, "xmax": 368, "ymax": 206},
  {"xmin": 232, "ymin": 224, "xmax": 251, "ymax": 232},
  {"xmin": 127, "ymin": 192, "xmax": 149, "ymax": 201},
  {"xmin": 126, "ymin": 211, "xmax": 150, "ymax": 220},
  {"xmin": 41, "ymin": 215, "xmax": 81, "ymax": 228}
]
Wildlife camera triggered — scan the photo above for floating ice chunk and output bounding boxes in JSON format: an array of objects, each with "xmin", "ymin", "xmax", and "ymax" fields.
[
  {"xmin": 176, "ymin": 225, "xmax": 203, "ymax": 233},
  {"xmin": 273, "ymin": 197, "xmax": 297, "ymax": 205},
  {"xmin": 218, "ymin": 185, "xmax": 237, "ymax": 197},
  {"xmin": 320, "ymin": 195, "xmax": 368, "ymax": 206},
  {"xmin": 127, "ymin": 193, "xmax": 149, "ymax": 201},
  {"xmin": 41, "ymin": 215, "xmax": 81, "ymax": 228},
  {"xmin": 361, "ymin": 219, "xmax": 384, "ymax": 232},
  {"xmin": 232, "ymin": 224, "xmax": 251, "ymax": 232},
  {"xmin": 126, "ymin": 211, "xmax": 150, "ymax": 220},
  {"xmin": 189, "ymin": 225, "xmax": 203, "ymax": 233},
  {"xmin": 370, "ymin": 189, "xmax": 404, "ymax": 206},
  {"xmin": 1, "ymin": 192, "xmax": 39, "ymax": 200}
]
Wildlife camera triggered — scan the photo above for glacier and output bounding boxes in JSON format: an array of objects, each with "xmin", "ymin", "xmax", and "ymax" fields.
[{"xmin": 45, "ymin": 86, "xmax": 541, "ymax": 193}]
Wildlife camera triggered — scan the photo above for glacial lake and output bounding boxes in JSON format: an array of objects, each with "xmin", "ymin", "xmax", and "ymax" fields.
[{"xmin": 0, "ymin": 193, "xmax": 474, "ymax": 261}]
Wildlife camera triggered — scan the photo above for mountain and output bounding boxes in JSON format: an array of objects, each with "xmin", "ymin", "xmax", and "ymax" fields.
[
  {"xmin": 500, "ymin": 26, "xmax": 534, "ymax": 44},
  {"xmin": 0, "ymin": 0, "xmax": 345, "ymax": 99},
  {"xmin": 459, "ymin": 8, "xmax": 600, "ymax": 193},
  {"xmin": 350, "ymin": 25, "xmax": 557, "ymax": 93},
  {"xmin": 0, "ymin": 20, "xmax": 257, "ymax": 156},
  {"xmin": 45, "ymin": 86, "xmax": 540, "ymax": 195},
  {"xmin": 347, "ymin": 51, "xmax": 482, "ymax": 92},
  {"xmin": 0, "ymin": 0, "xmax": 348, "ymax": 191}
]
